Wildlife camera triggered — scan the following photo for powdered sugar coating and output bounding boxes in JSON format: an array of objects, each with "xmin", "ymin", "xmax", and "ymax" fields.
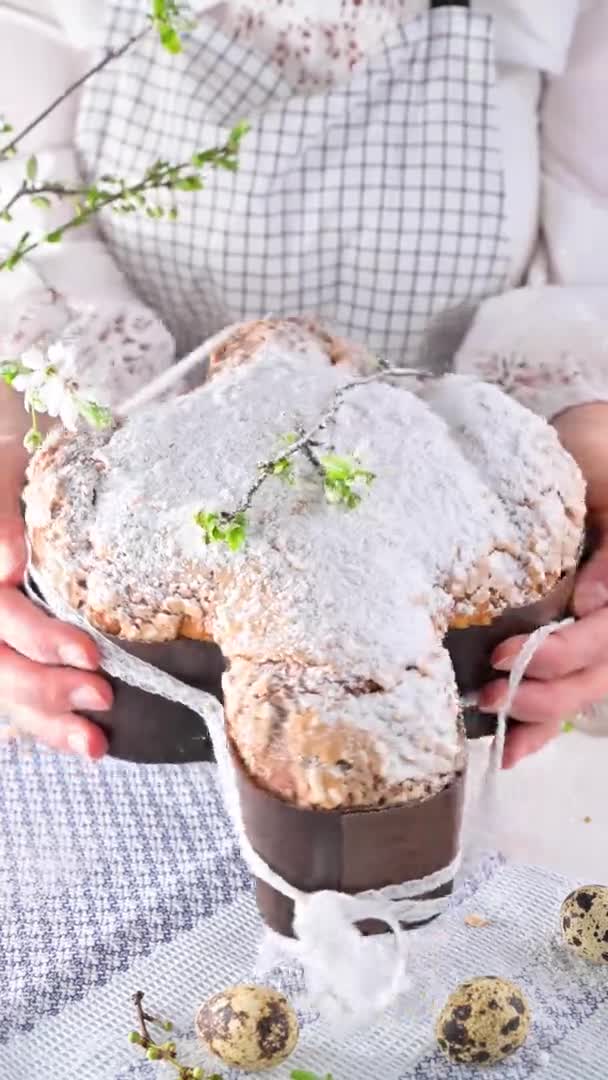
[
  {"xmin": 225, "ymin": 650, "xmax": 463, "ymax": 810},
  {"xmin": 24, "ymin": 321, "xmax": 585, "ymax": 808}
]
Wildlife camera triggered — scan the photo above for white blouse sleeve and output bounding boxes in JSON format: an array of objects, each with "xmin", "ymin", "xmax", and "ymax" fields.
[
  {"xmin": 0, "ymin": 1, "xmax": 175, "ymax": 409},
  {"xmin": 456, "ymin": 0, "xmax": 608, "ymax": 420}
]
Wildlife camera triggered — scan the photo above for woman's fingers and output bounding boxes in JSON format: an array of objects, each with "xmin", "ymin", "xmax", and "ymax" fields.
[
  {"xmin": 492, "ymin": 607, "xmax": 608, "ymax": 680},
  {"xmin": 502, "ymin": 718, "xmax": 563, "ymax": 770},
  {"xmin": 8, "ymin": 705, "xmax": 109, "ymax": 758},
  {"xmin": 0, "ymin": 642, "xmax": 113, "ymax": 715},
  {"xmin": 479, "ymin": 663, "xmax": 608, "ymax": 725},
  {"xmin": 0, "ymin": 585, "xmax": 99, "ymax": 668},
  {"xmin": 573, "ymin": 513, "xmax": 608, "ymax": 616},
  {"xmin": 0, "ymin": 510, "xmax": 112, "ymax": 760}
]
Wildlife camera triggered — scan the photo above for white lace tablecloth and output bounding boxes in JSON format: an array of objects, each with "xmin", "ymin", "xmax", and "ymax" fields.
[{"xmin": 1, "ymin": 734, "xmax": 607, "ymax": 1079}]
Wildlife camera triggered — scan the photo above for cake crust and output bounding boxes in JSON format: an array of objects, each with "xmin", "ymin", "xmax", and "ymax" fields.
[{"xmin": 24, "ymin": 320, "xmax": 585, "ymax": 809}]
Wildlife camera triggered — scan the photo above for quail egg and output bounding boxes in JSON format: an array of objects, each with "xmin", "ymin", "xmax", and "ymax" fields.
[
  {"xmin": 196, "ymin": 983, "xmax": 299, "ymax": 1071},
  {"xmin": 436, "ymin": 976, "xmax": 530, "ymax": 1066},
  {"xmin": 560, "ymin": 885, "xmax": 608, "ymax": 964}
]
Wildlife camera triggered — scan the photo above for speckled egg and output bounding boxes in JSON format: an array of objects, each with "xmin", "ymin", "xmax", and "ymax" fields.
[
  {"xmin": 195, "ymin": 984, "xmax": 299, "ymax": 1071},
  {"xmin": 560, "ymin": 885, "xmax": 608, "ymax": 963},
  {"xmin": 435, "ymin": 977, "xmax": 530, "ymax": 1066}
]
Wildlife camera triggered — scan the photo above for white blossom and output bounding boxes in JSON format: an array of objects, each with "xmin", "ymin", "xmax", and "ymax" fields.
[{"xmin": 7, "ymin": 338, "xmax": 112, "ymax": 438}]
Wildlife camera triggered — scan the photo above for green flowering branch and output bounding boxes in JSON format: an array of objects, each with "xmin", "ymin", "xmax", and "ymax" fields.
[
  {"xmin": 194, "ymin": 446, "xmax": 374, "ymax": 552},
  {"xmin": 129, "ymin": 991, "xmax": 220, "ymax": 1080},
  {"xmin": 0, "ymin": 3, "xmax": 251, "ymax": 270},
  {"xmin": 128, "ymin": 992, "xmax": 332, "ymax": 1080},
  {"xmin": 0, "ymin": 122, "xmax": 249, "ymax": 270},
  {"xmin": 193, "ymin": 365, "xmax": 433, "ymax": 551},
  {"xmin": 0, "ymin": 1, "xmax": 191, "ymax": 164}
]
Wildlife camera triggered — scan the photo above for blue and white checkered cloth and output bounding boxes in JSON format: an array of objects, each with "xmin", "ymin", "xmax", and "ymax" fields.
[{"xmin": 1, "ymin": 742, "xmax": 607, "ymax": 1079}]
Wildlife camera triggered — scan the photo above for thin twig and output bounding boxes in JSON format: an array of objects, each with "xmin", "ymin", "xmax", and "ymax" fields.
[
  {"xmin": 132, "ymin": 990, "xmax": 152, "ymax": 1045},
  {"xmin": 0, "ymin": 27, "xmax": 150, "ymax": 160},
  {"xmin": 0, "ymin": 181, "xmax": 26, "ymax": 218},
  {"xmin": 0, "ymin": 151, "xmax": 229, "ymax": 269},
  {"xmin": 226, "ymin": 365, "xmax": 434, "ymax": 518},
  {"xmin": 0, "ymin": 181, "xmax": 85, "ymax": 221}
]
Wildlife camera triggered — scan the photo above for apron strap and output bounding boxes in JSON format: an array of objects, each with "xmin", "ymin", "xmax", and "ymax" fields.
[{"xmin": 430, "ymin": 0, "xmax": 470, "ymax": 7}]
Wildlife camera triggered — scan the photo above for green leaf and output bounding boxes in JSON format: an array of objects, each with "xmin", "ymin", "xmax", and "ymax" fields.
[
  {"xmin": 225, "ymin": 514, "xmax": 247, "ymax": 551},
  {"xmin": 0, "ymin": 209, "xmax": 12, "ymax": 222},
  {"xmin": 30, "ymin": 195, "xmax": 51, "ymax": 210},
  {"xmin": 174, "ymin": 175, "xmax": 203, "ymax": 192},
  {"xmin": 320, "ymin": 453, "xmax": 375, "ymax": 510},
  {"xmin": 228, "ymin": 120, "xmax": 251, "ymax": 148},
  {"xmin": 291, "ymin": 1072, "xmax": 334, "ymax": 1080},
  {"xmin": 23, "ymin": 427, "xmax": 43, "ymax": 452},
  {"xmin": 26, "ymin": 154, "xmax": 38, "ymax": 182},
  {"xmin": 321, "ymin": 454, "xmax": 375, "ymax": 486},
  {"xmin": 84, "ymin": 186, "xmax": 101, "ymax": 208},
  {"xmin": 270, "ymin": 457, "xmax": 295, "ymax": 484},
  {"xmin": 324, "ymin": 480, "xmax": 360, "ymax": 509},
  {"xmin": 194, "ymin": 510, "xmax": 219, "ymax": 543},
  {"xmin": 159, "ymin": 23, "xmax": 182, "ymax": 53},
  {"xmin": 2, "ymin": 231, "xmax": 31, "ymax": 269},
  {"xmin": 320, "ymin": 454, "xmax": 352, "ymax": 482},
  {"xmin": 562, "ymin": 720, "xmax": 575, "ymax": 734},
  {"xmin": 194, "ymin": 509, "xmax": 247, "ymax": 550},
  {"xmin": 45, "ymin": 229, "xmax": 63, "ymax": 244},
  {"xmin": 191, "ymin": 150, "xmax": 214, "ymax": 168},
  {"xmin": 0, "ymin": 361, "xmax": 22, "ymax": 385},
  {"xmin": 215, "ymin": 157, "xmax": 239, "ymax": 174},
  {"xmin": 77, "ymin": 399, "xmax": 114, "ymax": 429}
]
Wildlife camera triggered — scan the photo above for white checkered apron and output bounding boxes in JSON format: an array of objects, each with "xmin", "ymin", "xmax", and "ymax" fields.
[{"xmin": 76, "ymin": 0, "xmax": 510, "ymax": 361}]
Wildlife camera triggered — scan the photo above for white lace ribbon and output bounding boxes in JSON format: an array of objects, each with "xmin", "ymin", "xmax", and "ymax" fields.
[
  {"xmin": 24, "ymin": 567, "xmax": 463, "ymax": 1026},
  {"xmin": 24, "ymin": 564, "xmax": 571, "ymax": 1027}
]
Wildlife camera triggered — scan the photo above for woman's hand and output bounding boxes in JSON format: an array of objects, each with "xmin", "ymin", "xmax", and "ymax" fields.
[
  {"xmin": 0, "ymin": 505, "xmax": 111, "ymax": 757},
  {"xmin": 479, "ymin": 403, "xmax": 608, "ymax": 768}
]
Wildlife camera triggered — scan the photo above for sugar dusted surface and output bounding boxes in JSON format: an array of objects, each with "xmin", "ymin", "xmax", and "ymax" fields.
[{"xmin": 24, "ymin": 322, "xmax": 585, "ymax": 809}]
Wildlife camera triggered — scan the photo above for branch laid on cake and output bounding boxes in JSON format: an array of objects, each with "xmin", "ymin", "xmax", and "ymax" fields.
[
  {"xmin": 0, "ymin": 2, "xmax": 249, "ymax": 270},
  {"xmin": 194, "ymin": 365, "xmax": 432, "ymax": 549}
]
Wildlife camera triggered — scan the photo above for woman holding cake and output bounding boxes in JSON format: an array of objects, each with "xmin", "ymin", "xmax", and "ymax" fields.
[{"xmin": 1, "ymin": 0, "xmax": 608, "ymax": 768}]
